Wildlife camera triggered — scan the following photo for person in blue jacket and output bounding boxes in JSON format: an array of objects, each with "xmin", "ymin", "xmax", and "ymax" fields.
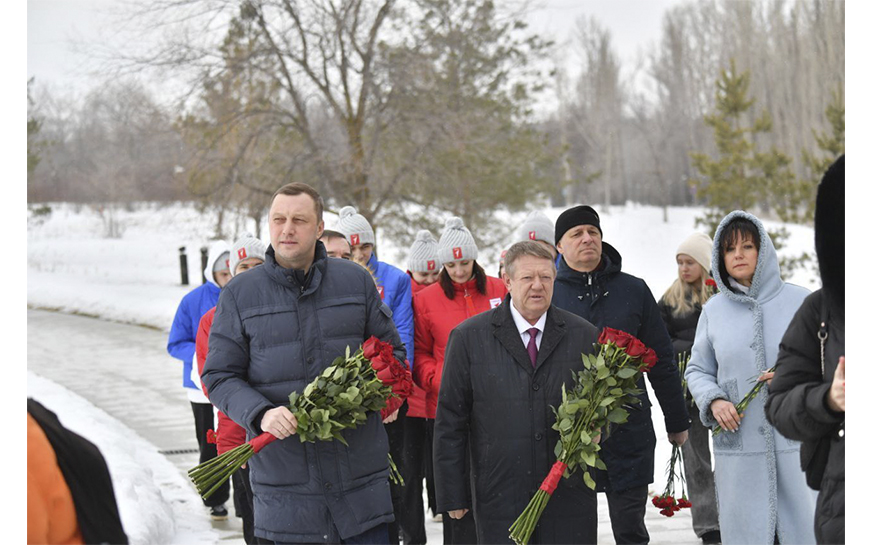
[
  {"xmin": 336, "ymin": 205, "xmax": 413, "ymax": 545},
  {"xmin": 167, "ymin": 239, "xmax": 232, "ymax": 519}
]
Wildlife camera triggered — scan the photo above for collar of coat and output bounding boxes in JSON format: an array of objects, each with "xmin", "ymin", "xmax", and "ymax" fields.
[
  {"xmin": 490, "ymin": 294, "xmax": 568, "ymax": 376},
  {"xmin": 263, "ymin": 240, "xmax": 329, "ymax": 294},
  {"xmin": 555, "ymin": 241, "xmax": 622, "ymax": 285}
]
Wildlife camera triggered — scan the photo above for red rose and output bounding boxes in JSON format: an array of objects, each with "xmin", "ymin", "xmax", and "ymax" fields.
[
  {"xmin": 379, "ymin": 343, "xmax": 394, "ymax": 362},
  {"xmin": 598, "ymin": 327, "xmax": 618, "ymax": 345},
  {"xmin": 659, "ymin": 508, "xmax": 675, "ymax": 517},
  {"xmin": 677, "ymin": 498, "xmax": 692, "ymax": 509},
  {"xmin": 363, "ymin": 337, "xmax": 381, "ymax": 360},
  {"xmin": 625, "ymin": 338, "xmax": 648, "ymax": 359},
  {"xmin": 665, "ymin": 496, "xmax": 676, "ymax": 507},
  {"xmin": 376, "ymin": 366, "xmax": 395, "ymax": 383},
  {"xmin": 651, "ymin": 496, "xmax": 663, "ymax": 508},
  {"xmin": 614, "ymin": 330, "xmax": 634, "ymax": 348},
  {"xmin": 640, "ymin": 348, "xmax": 658, "ymax": 372},
  {"xmin": 705, "ymin": 278, "xmax": 717, "ymax": 287},
  {"xmin": 370, "ymin": 356, "xmax": 389, "ymax": 372},
  {"xmin": 206, "ymin": 429, "xmax": 218, "ymax": 444}
]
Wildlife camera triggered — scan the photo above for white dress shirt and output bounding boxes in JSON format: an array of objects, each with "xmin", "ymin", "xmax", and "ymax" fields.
[{"xmin": 509, "ymin": 300, "xmax": 547, "ymax": 350}]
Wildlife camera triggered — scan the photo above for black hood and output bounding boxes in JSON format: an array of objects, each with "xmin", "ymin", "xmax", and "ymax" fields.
[{"xmin": 815, "ymin": 155, "xmax": 845, "ymax": 318}]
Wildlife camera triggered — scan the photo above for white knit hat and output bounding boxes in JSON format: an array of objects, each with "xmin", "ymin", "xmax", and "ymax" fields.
[
  {"xmin": 676, "ymin": 232, "xmax": 714, "ymax": 273},
  {"xmin": 517, "ymin": 210, "xmax": 555, "ymax": 247},
  {"xmin": 407, "ymin": 230, "xmax": 442, "ymax": 273},
  {"xmin": 438, "ymin": 217, "xmax": 478, "ymax": 264},
  {"xmin": 336, "ymin": 206, "xmax": 375, "ymax": 247},
  {"xmin": 229, "ymin": 232, "xmax": 267, "ymax": 276}
]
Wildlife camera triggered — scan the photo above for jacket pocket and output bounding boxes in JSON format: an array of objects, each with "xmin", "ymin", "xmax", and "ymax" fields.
[
  {"xmin": 242, "ymin": 306, "xmax": 299, "ymax": 349},
  {"xmin": 343, "ymin": 415, "xmax": 389, "ymax": 480},
  {"xmin": 712, "ymin": 378, "xmax": 743, "ymax": 451},
  {"xmin": 251, "ymin": 436, "xmax": 309, "ymax": 487}
]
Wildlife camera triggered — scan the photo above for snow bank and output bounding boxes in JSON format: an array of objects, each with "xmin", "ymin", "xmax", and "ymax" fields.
[{"xmin": 27, "ymin": 371, "xmax": 217, "ymax": 545}]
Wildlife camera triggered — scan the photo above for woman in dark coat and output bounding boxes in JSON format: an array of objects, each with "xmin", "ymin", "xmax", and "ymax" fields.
[
  {"xmin": 658, "ymin": 232, "xmax": 721, "ymax": 545},
  {"xmin": 766, "ymin": 155, "xmax": 845, "ymax": 544}
]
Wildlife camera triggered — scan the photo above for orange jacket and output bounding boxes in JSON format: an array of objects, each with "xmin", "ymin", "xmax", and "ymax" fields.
[
  {"xmin": 412, "ymin": 276, "xmax": 507, "ymax": 418},
  {"xmin": 28, "ymin": 414, "xmax": 84, "ymax": 545}
]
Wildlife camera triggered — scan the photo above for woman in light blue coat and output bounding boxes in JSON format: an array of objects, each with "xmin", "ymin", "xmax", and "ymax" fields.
[{"xmin": 685, "ymin": 210, "xmax": 815, "ymax": 544}]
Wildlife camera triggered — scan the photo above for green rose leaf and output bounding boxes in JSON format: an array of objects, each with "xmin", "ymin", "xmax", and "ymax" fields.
[{"xmin": 583, "ymin": 471, "xmax": 596, "ymax": 490}]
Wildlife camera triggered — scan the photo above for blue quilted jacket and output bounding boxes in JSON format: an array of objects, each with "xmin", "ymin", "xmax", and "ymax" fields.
[{"xmin": 202, "ymin": 241, "xmax": 406, "ymax": 543}]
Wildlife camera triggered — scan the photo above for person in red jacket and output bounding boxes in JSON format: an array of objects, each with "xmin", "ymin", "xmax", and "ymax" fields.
[
  {"xmin": 196, "ymin": 233, "xmax": 266, "ymax": 545},
  {"xmin": 413, "ymin": 217, "xmax": 507, "ymax": 545}
]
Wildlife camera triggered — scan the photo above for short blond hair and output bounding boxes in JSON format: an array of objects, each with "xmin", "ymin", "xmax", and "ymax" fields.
[{"xmin": 504, "ymin": 241, "xmax": 556, "ymax": 278}]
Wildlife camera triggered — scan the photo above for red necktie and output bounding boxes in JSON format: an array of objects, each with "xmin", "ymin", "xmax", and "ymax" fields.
[{"xmin": 526, "ymin": 328, "xmax": 539, "ymax": 367}]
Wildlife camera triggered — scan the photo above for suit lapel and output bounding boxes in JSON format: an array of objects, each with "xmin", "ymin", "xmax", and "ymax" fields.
[
  {"xmin": 534, "ymin": 309, "xmax": 566, "ymax": 374},
  {"xmin": 492, "ymin": 297, "xmax": 534, "ymax": 376}
]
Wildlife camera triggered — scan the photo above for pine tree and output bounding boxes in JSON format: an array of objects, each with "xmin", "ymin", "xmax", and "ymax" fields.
[{"xmin": 689, "ymin": 58, "xmax": 794, "ymax": 236}]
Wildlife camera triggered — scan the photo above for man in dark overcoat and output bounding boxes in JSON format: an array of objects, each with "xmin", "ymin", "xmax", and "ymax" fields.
[
  {"xmin": 434, "ymin": 241, "xmax": 600, "ymax": 544},
  {"xmin": 202, "ymin": 183, "xmax": 407, "ymax": 544},
  {"xmin": 551, "ymin": 205, "xmax": 691, "ymax": 545}
]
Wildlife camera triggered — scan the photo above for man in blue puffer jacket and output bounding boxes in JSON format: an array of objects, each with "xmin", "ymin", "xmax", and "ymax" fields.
[
  {"xmin": 167, "ymin": 239, "xmax": 232, "ymax": 518},
  {"xmin": 335, "ymin": 205, "xmax": 413, "ymax": 545},
  {"xmin": 203, "ymin": 184, "xmax": 407, "ymax": 544}
]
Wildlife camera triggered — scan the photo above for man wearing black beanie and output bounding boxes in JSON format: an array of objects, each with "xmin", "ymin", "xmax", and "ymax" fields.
[{"xmin": 551, "ymin": 204, "xmax": 691, "ymax": 545}]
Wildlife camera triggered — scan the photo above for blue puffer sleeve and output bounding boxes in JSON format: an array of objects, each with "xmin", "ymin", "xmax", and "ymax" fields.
[
  {"xmin": 390, "ymin": 271, "xmax": 414, "ymax": 370},
  {"xmin": 167, "ymin": 292, "xmax": 196, "ymax": 363}
]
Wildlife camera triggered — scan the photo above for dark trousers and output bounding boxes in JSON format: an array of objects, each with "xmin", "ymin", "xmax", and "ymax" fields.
[
  {"xmin": 399, "ymin": 416, "xmax": 429, "ymax": 545},
  {"xmin": 680, "ymin": 407, "xmax": 719, "ymax": 537},
  {"xmin": 191, "ymin": 401, "xmax": 230, "ymax": 507},
  {"xmin": 261, "ymin": 523, "xmax": 389, "ymax": 545},
  {"xmin": 423, "ymin": 419, "xmax": 437, "ymax": 517},
  {"xmin": 386, "ymin": 403, "xmax": 408, "ymax": 544},
  {"xmin": 232, "ymin": 465, "xmax": 259, "ymax": 544},
  {"xmin": 605, "ymin": 484, "xmax": 649, "ymax": 545}
]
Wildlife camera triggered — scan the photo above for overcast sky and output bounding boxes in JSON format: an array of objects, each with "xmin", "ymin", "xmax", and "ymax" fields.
[{"xmin": 27, "ymin": 0, "xmax": 685, "ymax": 102}]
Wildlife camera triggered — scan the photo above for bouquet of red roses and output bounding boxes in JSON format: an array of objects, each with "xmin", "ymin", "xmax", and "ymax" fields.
[
  {"xmin": 508, "ymin": 327, "xmax": 658, "ymax": 545},
  {"xmin": 189, "ymin": 336, "xmax": 413, "ymax": 500}
]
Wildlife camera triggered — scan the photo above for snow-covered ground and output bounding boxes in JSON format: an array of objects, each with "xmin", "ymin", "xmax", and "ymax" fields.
[
  {"xmin": 26, "ymin": 200, "xmax": 820, "ymax": 544},
  {"xmin": 27, "ymin": 201, "xmax": 819, "ymax": 331},
  {"xmin": 27, "ymin": 370, "xmax": 218, "ymax": 545}
]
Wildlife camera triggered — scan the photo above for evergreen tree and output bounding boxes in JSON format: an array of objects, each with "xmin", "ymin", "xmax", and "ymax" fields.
[
  {"xmin": 689, "ymin": 59, "xmax": 812, "ymax": 278},
  {"xmin": 689, "ymin": 58, "xmax": 794, "ymax": 235}
]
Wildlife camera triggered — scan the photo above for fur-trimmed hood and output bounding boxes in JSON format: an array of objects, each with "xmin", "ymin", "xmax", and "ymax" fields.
[{"xmin": 711, "ymin": 210, "xmax": 783, "ymax": 304}]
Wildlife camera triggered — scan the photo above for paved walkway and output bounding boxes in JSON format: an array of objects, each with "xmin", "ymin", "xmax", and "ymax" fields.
[{"xmin": 27, "ymin": 308, "xmax": 701, "ymax": 544}]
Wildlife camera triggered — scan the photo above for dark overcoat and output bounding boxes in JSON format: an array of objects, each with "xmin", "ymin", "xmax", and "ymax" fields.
[
  {"xmin": 766, "ymin": 290, "xmax": 844, "ymax": 543},
  {"xmin": 552, "ymin": 243, "xmax": 690, "ymax": 492},
  {"xmin": 434, "ymin": 297, "xmax": 599, "ymax": 544},
  {"xmin": 202, "ymin": 242, "xmax": 406, "ymax": 543}
]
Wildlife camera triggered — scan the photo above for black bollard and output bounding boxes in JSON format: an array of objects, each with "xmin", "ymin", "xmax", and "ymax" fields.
[
  {"xmin": 201, "ymin": 246, "xmax": 208, "ymax": 285},
  {"xmin": 179, "ymin": 246, "xmax": 189, "ymax": 285}
]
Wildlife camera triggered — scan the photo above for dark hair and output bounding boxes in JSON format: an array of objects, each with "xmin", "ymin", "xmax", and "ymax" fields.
[
  {"xmin": 503, "ymin": 241, "xmax": 557, "ymax": 278},
  {"xmin": 717, "ymin": 217, "xmax": 761, "ymax": 289},
  {"xmin": 271, "ymin": 182, "xmax": 324, "ymax": 222},
  {"xmin": 439, "ymin": 261, "xmax": 488, "ymax": 299},
  {"xmin": 320, "ymin": 229, "xmax": 346, "ymax": 241}
]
